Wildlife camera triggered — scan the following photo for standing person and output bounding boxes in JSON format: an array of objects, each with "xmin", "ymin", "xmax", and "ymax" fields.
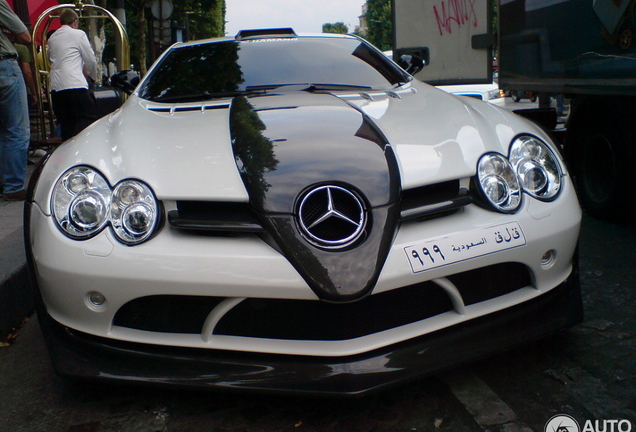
[
  {"xmin": 14, "ymin": 41, "xmax": 38, "ymax": 107},
  {"xmin": 0, "ymin": 0, "xmax": 31, "ymax": 201},
  {"xmin": 48, "ymin": 8, "xmax": 98, "ymax": 141}
]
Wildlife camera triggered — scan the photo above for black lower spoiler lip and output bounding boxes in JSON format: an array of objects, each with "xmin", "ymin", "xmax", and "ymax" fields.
[{"xmin": 37, "ymin": 268, "xmax": 582, "ymax": 396}]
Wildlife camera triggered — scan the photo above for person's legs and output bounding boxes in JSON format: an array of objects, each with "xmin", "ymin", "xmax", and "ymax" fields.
[
  {"xmin": 51, "ymin": 90, "xmax": 75, "ymax": 141},
  {"xmin": 0, "ymin": 59, "xmax": 30, "ymax": 194},
  {"xmin": 52, "ymin": 89, "xmax": 97, "ymax": 140},
  {"xmin": 70, "ymin": 89, "xmax": 97, "ymax": 136}
]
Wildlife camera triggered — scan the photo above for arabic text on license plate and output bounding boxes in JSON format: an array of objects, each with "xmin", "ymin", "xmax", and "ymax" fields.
[{"xmin": 404, "ymin": 221, "xmax": 526, "ymax": 273}]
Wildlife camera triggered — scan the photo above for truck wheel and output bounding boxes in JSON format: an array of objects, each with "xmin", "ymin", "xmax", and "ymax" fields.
[
  {"xmin": 511, "ymin": 91, "xmax": 521, "ymax": 102},
  {"xmin": 572, "ymin": 106, "xmax": 634, "ymax": 218},
  {"xmin": 619, "ymin": 28, "xmax": 633, "ymax": 50}
]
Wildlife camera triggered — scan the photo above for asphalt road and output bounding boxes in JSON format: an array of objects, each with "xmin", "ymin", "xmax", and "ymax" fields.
[{"xmin": 0, "ymin": 212, "xmax": 634, "ymax": 432}]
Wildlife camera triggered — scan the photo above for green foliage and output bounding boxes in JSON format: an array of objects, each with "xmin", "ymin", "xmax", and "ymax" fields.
[
  {"xmin": 230, "ymin": 97, "xmax": 279, "ymax": 198},
  {"xmin": 176, "ymin": 0, "xmax": 225, "ymax": 40},
  {"xmin": 97, "ymin": 0, "xmax": 225, "ymax": 72},
  {"xmin": 322, "ymin": 22, "xmax": 348, "ymax": 34},
  {"xmin": 364, "ymin": 0, "xmax": 392, "ymax": 50}
]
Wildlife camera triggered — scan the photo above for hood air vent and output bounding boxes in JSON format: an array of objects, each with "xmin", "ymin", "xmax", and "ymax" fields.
[{"xmin": 146, "ymin": 103, "xmax": 230, "ymax": 114}]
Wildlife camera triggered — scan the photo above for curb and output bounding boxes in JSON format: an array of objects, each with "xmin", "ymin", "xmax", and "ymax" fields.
[{"xmin": 0, "ymin": 227, "xmax": 33, "ymax": 339}]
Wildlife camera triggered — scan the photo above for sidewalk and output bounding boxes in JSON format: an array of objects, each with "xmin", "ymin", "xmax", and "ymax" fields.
[{"xmin": 0, "ymin": 155, "xmax": 41, "ymax": 339}]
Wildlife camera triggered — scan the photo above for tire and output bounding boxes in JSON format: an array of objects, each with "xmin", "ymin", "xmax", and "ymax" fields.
[
  {"xmin": 511, "ymin": 91, "xmax": 521, "ymax": 102},
  {"xmin": 568, "ymin": 98, "xmax": 636, "ymax": 218},
  {"xmin": 529, "ymin": 94, "xmax": 537, "ymax": 103},
  {"xmin": 619, "ymin": 27, "xmax": 633, "ymax": 50}
]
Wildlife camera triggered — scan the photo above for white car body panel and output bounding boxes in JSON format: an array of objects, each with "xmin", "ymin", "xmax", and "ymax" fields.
[
  {"xmin": 33, "ymin": 97, "xmax": 249, "ymax": 216},
  {"xmin": 437, "ymin": 82, "xmax": 506, "ymax": 107}
]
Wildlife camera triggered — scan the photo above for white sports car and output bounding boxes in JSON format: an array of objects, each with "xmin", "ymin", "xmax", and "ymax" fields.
[{"xmin": 25, "ymin": 29, "xmax": 583, "ymax": 395}]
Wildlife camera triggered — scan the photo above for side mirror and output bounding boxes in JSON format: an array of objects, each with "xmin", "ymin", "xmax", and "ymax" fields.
[
  {"xmin": 110, "ymin": 70, "xmax": 140, "ymax": 95},
  {"xmin": 395, "ymin": 47, "xmax": 429, "ymax": 76},
  {"xmin": 399, "ymin": 54, "xmax": 425, "ymax": 75}
]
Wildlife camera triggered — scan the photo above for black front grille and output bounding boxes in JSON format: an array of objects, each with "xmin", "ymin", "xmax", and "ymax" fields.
[
  {"xmin": 215, "ymin": 282, "xmax": 453, "ymax": 340},
  {"xmin": 112, "ymin": 263, "xmax": 532, "ymax": 341}
]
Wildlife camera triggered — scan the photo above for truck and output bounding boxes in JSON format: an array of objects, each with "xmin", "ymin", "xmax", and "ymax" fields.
[{"xmin": 392, "ymin": 0, "xmax": 636, "ymax": 218}]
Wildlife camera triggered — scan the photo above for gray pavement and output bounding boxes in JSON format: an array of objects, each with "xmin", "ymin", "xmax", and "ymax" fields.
[{"xmin": 0, "ymin": 155, "xmax": 40, "ymax": 340}]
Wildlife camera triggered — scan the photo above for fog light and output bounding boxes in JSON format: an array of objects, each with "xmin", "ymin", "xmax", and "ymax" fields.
[
  {"xmin": 540, "ymin": 250, "xmax": 556, "ymax": 268},
  {"xmin": 88, "ymin": 291, "xmax": 106, "ymax": 306}
]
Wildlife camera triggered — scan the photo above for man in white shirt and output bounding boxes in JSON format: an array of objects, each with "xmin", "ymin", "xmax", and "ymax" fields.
[{"xmin": 48, "ymin": 8, "xmax": 98, "ymax": 140}]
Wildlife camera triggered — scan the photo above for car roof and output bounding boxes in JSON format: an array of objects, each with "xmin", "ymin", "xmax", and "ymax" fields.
[{"xmin": 172, "ymin": 28, "xmax": 357, "ymax": 49}]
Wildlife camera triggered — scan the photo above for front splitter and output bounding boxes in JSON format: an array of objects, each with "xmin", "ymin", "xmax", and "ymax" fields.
[{"xmin": 38, "ymin": 269, "xmax": 582, "ymax": 396}]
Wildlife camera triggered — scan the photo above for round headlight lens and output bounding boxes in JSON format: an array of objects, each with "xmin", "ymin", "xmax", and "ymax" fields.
[
  {"xmin": 477, "ymin": 153, "xmax": 522, "ymax": 213},
  {"xmin": 52, "ymin": 167, "xmax": 111, "ymax": 239},
  {"xmin": 509, "ymin": 135, "xmax": 563, "ymax": 200},
  {"xmin": 111, "ymin": 180, "xmax": 159, "ymax": 244},
  {"xmin": 69, "ymin": 191, "xmax": 108, "ymax": 230}
]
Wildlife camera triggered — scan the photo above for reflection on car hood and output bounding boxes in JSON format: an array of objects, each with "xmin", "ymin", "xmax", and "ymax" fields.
[{"xmin": 231, "ymin": 91, "xmax": 399, "ymax": 213}]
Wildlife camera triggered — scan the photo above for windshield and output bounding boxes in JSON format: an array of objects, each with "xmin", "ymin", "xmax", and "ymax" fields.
[{"xmin": 138, "ymin": 37, "xmax": 409, "ymax": 102}]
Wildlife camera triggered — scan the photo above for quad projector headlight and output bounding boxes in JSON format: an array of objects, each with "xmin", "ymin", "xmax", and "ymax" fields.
[
  {"xmin": 509, "ymin": 135, "xmax": 563, "ymax": 200},
  {"xmin": 477, "ymin": 135, "xmax": 563, "ymax": 213},
  {"xmin": 52, "ymin": 166, "xmax": 160, "ymax": 245}
]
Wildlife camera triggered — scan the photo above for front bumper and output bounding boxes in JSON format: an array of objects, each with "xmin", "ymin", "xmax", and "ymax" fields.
[{"xmin": 38, "ymin": 267, "xmax": 582, "ymax": 396}]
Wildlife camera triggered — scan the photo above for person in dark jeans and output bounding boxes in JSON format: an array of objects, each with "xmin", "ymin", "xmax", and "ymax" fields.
[
  {"xmin": 0, "ymin": 0, "xmax": 31, "ymax": 201},
  {"xmin": 48, "ymin": 8, "xmax": 98, "ymax": 140}
]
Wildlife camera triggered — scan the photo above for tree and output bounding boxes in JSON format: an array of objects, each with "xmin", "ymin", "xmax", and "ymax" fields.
[
  {"xmin": 98, "ymin": 0, "xmax": 225, "ymax": 74},
  {"xmin": 178, "ymin": 0, "xmax": 225, "ymax": 41},
  {"xmin": 322, "ymin": 22, "xmax": 348, "ymax": 34},
  {"xmin": 364, "ymin": 0, "xmax": 392, "ymax": 51}
]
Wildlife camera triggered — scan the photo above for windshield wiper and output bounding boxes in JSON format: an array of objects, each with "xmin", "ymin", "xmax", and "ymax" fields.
[
  {"xmin": 152, "ymin": 89, "xmax": 266, "ymax": 103},
  {"xmin": 303, "ymin": 83, "xmax": 373, "ymax": 92},
  {"xmin": 245, "ymin": 83, "xmax": 310, "ymax": 92},
  {"xmin": 244, "ymin": 83, "xmax": 374, "ymax": 93}
]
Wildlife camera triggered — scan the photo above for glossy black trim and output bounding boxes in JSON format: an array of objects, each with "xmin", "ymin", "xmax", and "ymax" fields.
[
  {"xmin": 230, "ymin": 93, "xmax": 402, "ymax": 301},
  {"xmin": 400, "ymin": 188, "xmax": 472, "ymax": 221},
  {"xmin": 168, "ymin": 202, "xmax": 264, "ymax": 233},
  {"xmin": 36, "ymin": 266, "xmax": 582, "ymax": 396}
]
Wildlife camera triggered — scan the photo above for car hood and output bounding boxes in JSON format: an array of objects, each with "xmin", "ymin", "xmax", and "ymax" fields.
[
  {"xmin": 40, "ymin": 81, "xmax": 523, "ymax": 201},
  {"xmin": 36, "ymin": 83, "xmax": 534, "ymax": 302}
]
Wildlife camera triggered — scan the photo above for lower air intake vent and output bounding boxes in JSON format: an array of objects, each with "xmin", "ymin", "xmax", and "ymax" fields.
[{"xmin": 112, "ymin": 263, "xmax": 531, "ymax": 340}]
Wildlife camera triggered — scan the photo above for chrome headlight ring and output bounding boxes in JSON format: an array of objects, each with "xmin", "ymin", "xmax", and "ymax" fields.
[
  {"xmin": 52, "ymin": 166, "xmax": 159, "ymax": 245},
  {"xmin": 509, "ymin": 135, "xmax": 563, "ymax": 201},
  {"xmin": 111, "ymin": 180, "xmax": 160, "ymax": 245},
  {"xmin": 476, "ymin": 135, "xmax": 564, "ymax": 213},
  {"xmin": 476, "ymin": 153, "xmax": 522, "ymax": 213},
  {"xmin": 52, "ymin": 167, "xmax": 111, "ymax": 239}
]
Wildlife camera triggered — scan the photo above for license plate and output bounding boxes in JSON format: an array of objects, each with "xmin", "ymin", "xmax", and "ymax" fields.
[{"xmin": 404, "ymin": 221, "xmax": 526, "ymax": 273}]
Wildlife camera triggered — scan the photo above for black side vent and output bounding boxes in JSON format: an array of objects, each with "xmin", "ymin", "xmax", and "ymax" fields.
[
  {"xmin": 114, "ymin": 296, "xmax": 225, "ymax": 333},
  {"xmin": 400, "ymin": 180, "xmax": 472, "ymax": 221},
  {"xmin": 168, "ymin": 201, "xmax": 264, "ymax": 232}
]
